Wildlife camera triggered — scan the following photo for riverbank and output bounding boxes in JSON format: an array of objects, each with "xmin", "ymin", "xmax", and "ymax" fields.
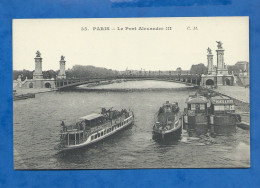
[{"xmin": 14, "ymin": 88, "xmax": 57, "ymax": 95}]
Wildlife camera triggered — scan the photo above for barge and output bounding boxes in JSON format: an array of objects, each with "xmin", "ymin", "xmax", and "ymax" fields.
[
  {"xmin": 183, "ymin": 94, "xmax": 209, "ymax": 134},
  {"xmin": 13, "ymin": 90, "xmax": 35, "ymax": 101},
  {"xmin": 208, "ymin": 95, "xmax": 241, "ymax": 135}
]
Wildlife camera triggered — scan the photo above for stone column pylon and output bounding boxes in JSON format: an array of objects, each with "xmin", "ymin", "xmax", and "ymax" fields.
[
  {"xmin": 33, "ymin": 51, "xmax": 43, "ymax": 79},
  {"xmin": 207, "ymin": 47, "xmax": 214, "ymax": 75},
  {"xmin": 57, "ymin": 55, "xmax": 66, "ymax": 79}
]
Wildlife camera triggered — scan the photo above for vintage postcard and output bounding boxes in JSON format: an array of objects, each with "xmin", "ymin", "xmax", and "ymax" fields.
[{"xmin": 13, "ymin": 17, "xmax": 250, "ymax": 169}]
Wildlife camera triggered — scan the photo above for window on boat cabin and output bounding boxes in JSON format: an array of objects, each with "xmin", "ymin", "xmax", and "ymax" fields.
[
  {"xmin": 191, "ymin": 104, "xmax": 196, "ymax": 110},
  {"xmin": 214, "ymin": 105, "xmax": 225, "ymax": 111},
  {"xmin": 200, "ymin": 104, "xmax": 205, "ymax": 110},
  {"xmin": 104, "ymin": 130, "xmax": 106, "ymax": 134},
  {"xmin": 98, "ymin": 133, "xmax": 100, "ymax": 137},
  {"xmin": 224, "ymin": 104, "xmax": 235, "ymax": 111},
  {"xmin": 195, "ymin": 104, "xmax": 200, "ymax": 110},
  {"xmin": 121, "ymin": 122, "xmax": 124, "ymax": 126},
  {"xmin": 91, "ymin": 135, "xmax": 94, "ymax": 140},
  {"xmin": 224, "ymin": 105, "xmax": 230, "ymax": 111},
  {"xmin": 95, "ymin": 134, "xmax": 97, "ymax": 139},
  {"xmin": 101, "ymin": 132, "xmax": 103, "ymax": 136},
  {"xmin": 230, "ymin": 105, "xmax": 235, "ymax": 110}
]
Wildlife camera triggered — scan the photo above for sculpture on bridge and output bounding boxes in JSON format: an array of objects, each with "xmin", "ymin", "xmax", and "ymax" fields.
[
  {"xmin": 207, "ymin": 47, "xmax": 212, "ymax": 54},
  {"xmin": 216, "ymin": 41, "xmax": 223, "ymax": 49},
  {"xmin": 36, "ymin": 50, "xmax": 41, "ymax": 57},
  {"xmin": 61, "ymin": 55, "xmax": 65, "ymax": 61}
]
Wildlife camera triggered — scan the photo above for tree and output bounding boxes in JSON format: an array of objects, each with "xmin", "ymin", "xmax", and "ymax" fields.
[
  {"xmin": 176, "ymin": 67, "xmax": 182, "ymax": 75},
  {"xmin": 190, "ymin": 63, "xmax": 208, "ymax": 75},
  {"xmin": 43, "ymin": 70, "xmax": 58, "ymax": 79},
  {"xmin": 65, "ymin": 65, "xmax": 117, "ymax": 78},
  {"xmin": 13, "ymin": 69, "xmax": 33, "ymax": 80},
  {"xmin": 227, "ymin": 65, "xmax": 243, "ymax": 75}
]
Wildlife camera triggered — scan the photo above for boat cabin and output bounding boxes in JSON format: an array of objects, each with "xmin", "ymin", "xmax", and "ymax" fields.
[
  {"xmin": 60, "ymin": 113, "xmax": 106, "ymax": 147},
  {"xmin": 160, "ymin": 101, "xmax": 179, "ymax": 113},
  {"xmin": 209, "ymin": 95, "xmax": 235, "ymax": 115},
  {"xmin": 79, "ymin": 113, "xmax": 105, "ymax": 128},
  {"xmin": 185, "ymin": 95, "xmax": 208, "ymax": 116}
]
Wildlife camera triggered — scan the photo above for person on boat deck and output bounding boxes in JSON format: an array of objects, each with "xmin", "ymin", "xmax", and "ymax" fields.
[{"xmin": 61, "ymin": 121, "xmax": 67, "ymax": 132}]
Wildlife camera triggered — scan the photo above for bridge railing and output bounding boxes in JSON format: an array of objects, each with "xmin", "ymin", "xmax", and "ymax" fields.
[
  {"xmin": 58, "ymin": 74, "xmax": 201, "ymax": 80},
  {"xmin": 54, "ymin": 74, "xmax": 201, "ymax": 89}
]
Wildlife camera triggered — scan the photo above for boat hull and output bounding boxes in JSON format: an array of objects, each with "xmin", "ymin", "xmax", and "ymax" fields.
[
  {"xmin": 209, "ymin": 114, "xmax": 238, "ymax": 126},
  {"xmin": 152, "ymin": 121, "xmax": 182, "ymax": 140},
  {"xmin": 209, "ymin": 114, "xmax": 239, "ymax": 135},
  {"xmin": 183, "ymin": 115, "xmax": 208, "ymax": 134},
  {"xmin": 13, "ymin": 93, "xmax": 35, "ymax": 101}
]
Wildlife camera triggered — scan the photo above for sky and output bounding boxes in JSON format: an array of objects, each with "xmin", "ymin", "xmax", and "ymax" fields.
[{"xmin": 13, "ymin": 17, "xmax": 249, "ymax": 71}]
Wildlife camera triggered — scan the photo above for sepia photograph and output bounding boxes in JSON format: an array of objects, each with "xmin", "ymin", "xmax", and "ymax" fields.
[{"xmin": 13, "ymin": 17, "xmax": 250, "ymax": 169}]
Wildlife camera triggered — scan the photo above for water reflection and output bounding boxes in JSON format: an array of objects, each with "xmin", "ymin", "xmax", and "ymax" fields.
[{"xmin": 185, "ymin": 124, "xmax": 237, "ymax": 137}]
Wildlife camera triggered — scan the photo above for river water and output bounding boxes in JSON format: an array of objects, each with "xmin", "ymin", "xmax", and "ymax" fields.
[{"xmin": 13, "ymin": 80, "xmax": 250, "ymax": 169}]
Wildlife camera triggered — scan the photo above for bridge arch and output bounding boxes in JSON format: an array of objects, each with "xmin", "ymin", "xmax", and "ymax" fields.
[
  {"xmin": 225, "ymin": 78, "xmax": 231, "ymax": 85},
  {"xmin": 45, "ymin": 82, "xmax": 51, "ymax": 88},
  {"xmin": 29, "ymin": 82, "xmax": 33, "ymax": 88},
  {"xmin": 205, "ymin": 79, "xmax": 214, "ymax": 86}
]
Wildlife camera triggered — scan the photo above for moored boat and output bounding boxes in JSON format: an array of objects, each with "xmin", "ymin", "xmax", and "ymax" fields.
[
  {"xmin": 57, "ymin": 108, "xmax": 134, "ymax": 151},
  {"xmin": 208, "ymin": 95, "xmax": 241, "ymax": 135},
  {"xmin": 183, "ymin": 93, "xmax": 209, "ymax": 134},
  {"xmin": 13, "ymin": 90, "xmax": 35, "ymax": 101},
  {"xmin": 153, "ymin": 101, "xmax": 182, "ymax": 140}
]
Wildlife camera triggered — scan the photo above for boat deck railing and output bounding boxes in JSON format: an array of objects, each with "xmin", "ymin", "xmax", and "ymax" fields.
[{"xmin": 60, "ymin": 113, "xmax": 132, "ymax": 147}]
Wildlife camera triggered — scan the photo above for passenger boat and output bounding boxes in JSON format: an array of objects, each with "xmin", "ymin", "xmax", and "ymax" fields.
[
  {"xmin": 57, "ymin": 108, "xmax": 134, "ymax": 151},
  {"xmin": 153, "ymin": 101, "xmax": 182, "ymax": 140},
  {"xmin": 208, "ymin": 95, "xmax": 241, "ymax": 135},
  {"xmin": 183, "ymin": 93, "xmax": 209, "ymax": 134}
]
